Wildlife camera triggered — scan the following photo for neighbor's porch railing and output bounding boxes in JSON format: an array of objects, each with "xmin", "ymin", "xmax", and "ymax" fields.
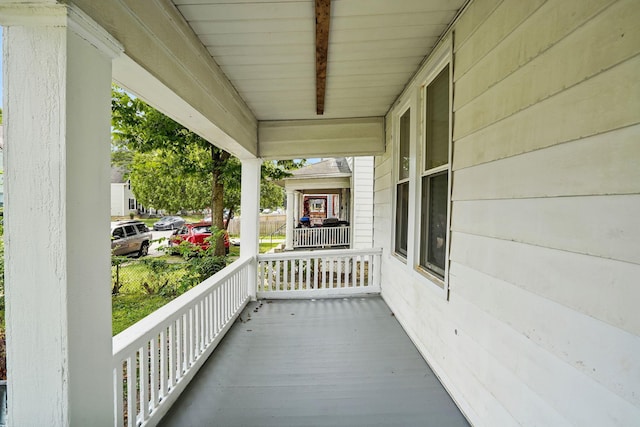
[
  {"xmin": 293, "ymin": 226, "xmax": 350, "ymax": 248},
  {"xmin": 257, "ymin": 248, "xmax": 381, "ymax": 299},
  {"xmin": 112, "ymin": 256, "xmax": 252, "ymax": 427}
]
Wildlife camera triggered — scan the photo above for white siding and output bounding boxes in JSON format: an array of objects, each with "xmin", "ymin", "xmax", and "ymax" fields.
[
  {"xmin": 351, "ymin": 156, "xmax": 374, "ymax": 249},
  {"xmin": 375, "ymin": 0, "xmax": 640, "ymax": 425},
  {"xmin": 110, "ymin": 183, "xmax": 136, "ymax": 217}
]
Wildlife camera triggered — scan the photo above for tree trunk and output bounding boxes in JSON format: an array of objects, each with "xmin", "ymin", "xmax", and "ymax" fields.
[{"xmin": 211, "ymin": 147, "xmax": 230, "ymax": 256}]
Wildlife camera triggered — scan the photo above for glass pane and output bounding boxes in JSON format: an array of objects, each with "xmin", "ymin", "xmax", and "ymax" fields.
[
  {"xmin": 399, "ymin": 109, "xmax": 411, "ymax": 180},
  {"xmin": 420, "ymin": 172, "xmax": 448, "ymax": 278},
  {"xmin": 394, "ymin": 182, "xmax": 409, "ymax": 257},
  {"xmin": 425, "ymin": 66, "xmax": 449, "ymax": 171}
]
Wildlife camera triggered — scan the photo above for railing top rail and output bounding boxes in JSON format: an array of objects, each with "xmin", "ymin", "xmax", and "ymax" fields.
[
  {"xmin": 258, "ymin": 247, "xmax": 381, "ymax": 261},
  {"xmin": 293, "ymin": 226, "xmax": 350, "ymax": 232},
  {"xmin": 113, "ymin": 255, "xmax": 253, "ymax": 358}
]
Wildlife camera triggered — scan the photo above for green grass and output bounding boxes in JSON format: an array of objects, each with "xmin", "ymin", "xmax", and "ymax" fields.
[
  {"xmin": 259, "ymin": 242, "xmax": 281, "ymax": 253},
  {"xmin": 112, "ymin": 293, "xmax": 173, "ymax": 336}
]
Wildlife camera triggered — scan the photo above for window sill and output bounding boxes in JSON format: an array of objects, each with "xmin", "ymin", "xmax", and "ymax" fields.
[{"xmin": 415, "ymin": 265, "xmax": 445, "ymax": 290}]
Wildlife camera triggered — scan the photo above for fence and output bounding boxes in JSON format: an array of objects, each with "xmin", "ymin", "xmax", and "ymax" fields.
[
  {"xmin": 111, "ymin": 258, "xmax": 189, "ymax": 296},
  {"xmin": 226, "ymin": 215, "xmax": 285, "ymax": 236},
  {"xmin": 256, "ymin": 248, "xmax": 381, "ymax": 299},
  {"xmin": 112, "ymin": 256, "xmax": 252, "ymax": 427}
]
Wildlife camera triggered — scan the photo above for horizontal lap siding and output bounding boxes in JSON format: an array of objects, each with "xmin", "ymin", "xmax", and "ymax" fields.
[{"xmin": 376, "ymin": 0, "xmax": 640, "ymax": 425}]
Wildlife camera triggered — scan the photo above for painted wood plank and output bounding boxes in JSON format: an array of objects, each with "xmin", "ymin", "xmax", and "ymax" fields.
[
  {"xmin": 334, "ymin": 0, "xmax": 462, "ymax": 17},
  {"xmin": 449, "ymin": 231, "xmax": 640, "ymax": 336},
  {"xmin": 201, "ymin": 31, "xmax": 314, "ymax": 47},
  {"xmin": 452, "ymin": 195, "xmax": 640, "ymax": 265},
  {"xmin": 451, "ymin": 262, "xmax": 640, "ymax": 408},
  {"xmin": 452, "ymin": 0, "xmax": 501, "ymax": 50},
  {"xmin": 454, "ymin": 0, "xmax": 546, "ymax": 79},
  {"xmin": 332, "ymin": 11, "xmax": 452, "ymax": 30},
  {"xmin": 259, "ymin": 117, "xmax": 384, "ymax": 159},
  {"xmin": 190, "ymin": 18, "xmax": 312, "ymax": 35},
  {"xmin": 453, "ymin": 57, "xmax": 640, "ymax": 170},
  {"xmin": 452, "ymin": 125, "xmax": 640, "ymax": 200},
  {"xmin": 454, "ymin": 0, "xmax": 640, "ymax": 137},
  {"xmin": 178, "ymin": 3, "xmax": 312, "ymax": 21},
  {"xmin": 216, "ymin": 53, "xmax": 314, "ymax": 67},
  {"xmin": 159, "ymin": 298, "xmax": 470, "ymax": 426},
  {"xmin": 330, "ymin": 26, "xmax": 442, "ymax": 43},
  {"xmin": 380, "ymin": 264, "xmax": 518, "ymax": 426},
  {"xmin": 454, "ymin": 0, "xmax": 617, "ymax": 110}
]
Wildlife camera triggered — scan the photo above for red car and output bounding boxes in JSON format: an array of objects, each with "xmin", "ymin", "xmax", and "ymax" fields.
[{"xmin": 169, "ymin": 222, "xmax": 230, "ymax": 254}]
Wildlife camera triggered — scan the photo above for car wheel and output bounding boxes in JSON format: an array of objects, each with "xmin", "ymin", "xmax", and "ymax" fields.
[{"xmin": 138, "ymin": 241, "xmax": 149, "ymax": 257}]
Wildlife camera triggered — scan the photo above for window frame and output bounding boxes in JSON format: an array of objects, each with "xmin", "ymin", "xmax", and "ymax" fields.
[
  {"xmin": 416, "ymin": 62, "xmax": 453, "ymax": 289},
  {"xmin": 392, "ymin": 103, "xmax": 413, "ymax": 260}
]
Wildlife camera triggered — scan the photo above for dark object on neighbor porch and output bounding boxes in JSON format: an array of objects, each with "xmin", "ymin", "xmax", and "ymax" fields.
[{"xmin": 321, "ymin": 217, "xmax": 349, "ymax": 227}]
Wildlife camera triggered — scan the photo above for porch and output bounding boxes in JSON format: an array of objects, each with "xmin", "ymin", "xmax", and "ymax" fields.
[{"xmin": 158, "ymin": 296, "xmax": 469, "ymax": 427}]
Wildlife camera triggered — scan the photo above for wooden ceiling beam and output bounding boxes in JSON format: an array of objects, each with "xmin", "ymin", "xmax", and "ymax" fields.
[{"xmin": 315, "ymin": 0, "xmax": 331, "ymax": 115}]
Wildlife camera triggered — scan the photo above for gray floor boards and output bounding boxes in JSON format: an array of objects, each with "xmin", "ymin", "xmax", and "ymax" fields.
[{"xmin": 159, "ymin": 296, "xmax": 470, "ymax": 427}]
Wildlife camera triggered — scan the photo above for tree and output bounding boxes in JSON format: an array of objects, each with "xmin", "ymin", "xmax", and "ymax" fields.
[{"xmin": 111, "ymin": 86, "xmax": 302, "ymax": 255}]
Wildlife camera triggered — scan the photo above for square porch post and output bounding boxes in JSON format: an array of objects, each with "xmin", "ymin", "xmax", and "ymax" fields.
[
  {"xmin": 240, "ymin": 158, "xmax": 262, "ymax": 300},
  {"xmin": 1, "ymin": 5, "xmax": 121, "ymax": 425},
  {"xmin": 285, "ymin": 189, "xmax": 295, "ymax": 250}
]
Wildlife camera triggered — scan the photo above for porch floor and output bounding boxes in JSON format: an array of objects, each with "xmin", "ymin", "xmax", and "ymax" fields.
[{"xmin": 158, "ymin": 297, "xmax": 469, "ymax": 426}]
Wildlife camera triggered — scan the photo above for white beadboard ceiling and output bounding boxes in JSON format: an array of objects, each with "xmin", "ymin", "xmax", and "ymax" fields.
[{"xmin": 172, "ymin": 0, "xmax": 465, "ymax": 121}]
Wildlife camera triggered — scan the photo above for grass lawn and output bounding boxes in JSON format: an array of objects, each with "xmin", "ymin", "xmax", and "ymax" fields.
[{"xmin": 112, "ymin": 293, "xmax": 173, "ymax": 336}]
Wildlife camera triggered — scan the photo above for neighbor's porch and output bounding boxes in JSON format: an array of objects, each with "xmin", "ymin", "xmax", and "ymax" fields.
[{"xmin": 113, "ymin": 249, "xmax": 469, "ymax": 426}]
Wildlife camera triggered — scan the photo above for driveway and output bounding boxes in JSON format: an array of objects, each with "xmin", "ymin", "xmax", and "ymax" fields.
[{"xmin": 149, "ymin": 230, "xmax": 175, "ymax": 256}]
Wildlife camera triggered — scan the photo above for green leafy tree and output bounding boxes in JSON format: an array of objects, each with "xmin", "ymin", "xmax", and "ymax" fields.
[{"xmin": 111, "ymin": 86, "xmax": 302, "ymax": 254}]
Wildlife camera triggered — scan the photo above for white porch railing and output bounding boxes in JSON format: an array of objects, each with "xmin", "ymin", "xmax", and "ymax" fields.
[
  {"xmin": 293, "ymin": 226, "xmax": 350, "ymax": 248},
  {"xmin": 112, "ymin": 256, "xmax": 252, "ymax": 427},
  {"xmin": 257, "ymin": 248, "xmax": 381, "ymax": 298}
]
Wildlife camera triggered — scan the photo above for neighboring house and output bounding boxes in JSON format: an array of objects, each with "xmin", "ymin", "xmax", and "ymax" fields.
[
  {"xmin": 3, "ymin": 1, "xmax": 639, "ymax": 426},
  {"xmin": 110, "ymin": 166, "xmax": 139, "ymax": 217},
  {"xmin": 281, "ymin": 157, "xmax": 374, "ymax": 249}
]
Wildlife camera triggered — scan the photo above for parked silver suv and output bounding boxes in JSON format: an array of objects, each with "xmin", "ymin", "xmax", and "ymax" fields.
[{"xmin": 111, "ymin": 220, "xmax": 152, "ymax": 257}]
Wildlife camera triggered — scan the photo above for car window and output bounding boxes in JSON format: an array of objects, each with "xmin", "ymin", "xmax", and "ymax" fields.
[
  {"xmin": 135, "ymin": 223, "xmax": 149, "ymax": 233},
  {"xmin": 123, "ymin": 225, "xmax": 137, "ymax": 236},
  {"xmin": 193, "ymin": 226, "xmax": 211, "ymax": 234},
  {"xmin": 177, "ymin": 226, "xmax": 188, "ymax": 235},
  {"xmin": 112, "ymin": 228, "xmax": 124, "ymax": 239}
]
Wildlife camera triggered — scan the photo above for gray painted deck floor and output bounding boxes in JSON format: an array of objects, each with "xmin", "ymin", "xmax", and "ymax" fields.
[{"xmin": 159, "ymin": 297, "xmax": 470, "ymax": 427}]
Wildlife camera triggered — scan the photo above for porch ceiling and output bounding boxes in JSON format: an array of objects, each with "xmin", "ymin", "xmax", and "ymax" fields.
[{"xmin": 172, "ymin": 0, "xmax": 465, "ymax": 121}]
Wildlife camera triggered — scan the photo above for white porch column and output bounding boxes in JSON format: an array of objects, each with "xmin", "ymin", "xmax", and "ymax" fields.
[
  {"xmin": 285, "ymin": 189, "xmax": 295, "ymax": 250},
  {"xmin": 2, "ymin": 5, "xmax": 122, "ymax": 425},
  {"xmin": 240, "ymin": 158, "xmax": 262, "ymax": 300}
]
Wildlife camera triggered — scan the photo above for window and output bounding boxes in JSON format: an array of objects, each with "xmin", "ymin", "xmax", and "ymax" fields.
[
  {"xmin": 128, "ymin": 198, "xmax": 136, "ymax": 210},
  {"xmin": 419, "ymin": 65, "xmax": 450, "ymax": 280},
  {"xmin": 123, "ymin": 225, "xmax": 137, "ymax": 237},
  {"xmin": 394, "ymin": 108, "xmax": 411, "ymax": 257}
]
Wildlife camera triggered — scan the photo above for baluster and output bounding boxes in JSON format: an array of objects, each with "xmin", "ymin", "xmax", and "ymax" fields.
[
  {"xmin": 150, "ymin": 336, "xmax": 158, "ymax": 411},
  {"xmin": 168, "ymin": 323, "xmax": 175, "ymax": 388},
  {"xmin": 140, "ymin": 344, "xmax": 149, "ymax": 422},
  {"xmin": 188, "ymin": 308, "xmax": 194, "ymax": 366},
  {"xmin": 276, "ymin": 260, "xmax": 281, "ymax": 291},
  {"xmin": 336, "ymin": 256, "xmax": 342, "ymax": 288},
  {"xmin": 329, "ymin": 257, "xmax": 335, "ymax": 288},
  {"xmin": 305, "ymin": 258, "xmax": 311, "ymax": 289},
  {"xmin": 114, "ymin": 362, "xmax": 124, "ymax": 427},
  {"xmin": 160, "ymin": 328, "xmax": 167, "ymax": 399},
  {"xmin": 126, "ymin": 357, "xmax": 136, "ymax": 427},
  {"xmin": 313, "ymin": 257, "xmax": 319, "ymax": 289}
]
